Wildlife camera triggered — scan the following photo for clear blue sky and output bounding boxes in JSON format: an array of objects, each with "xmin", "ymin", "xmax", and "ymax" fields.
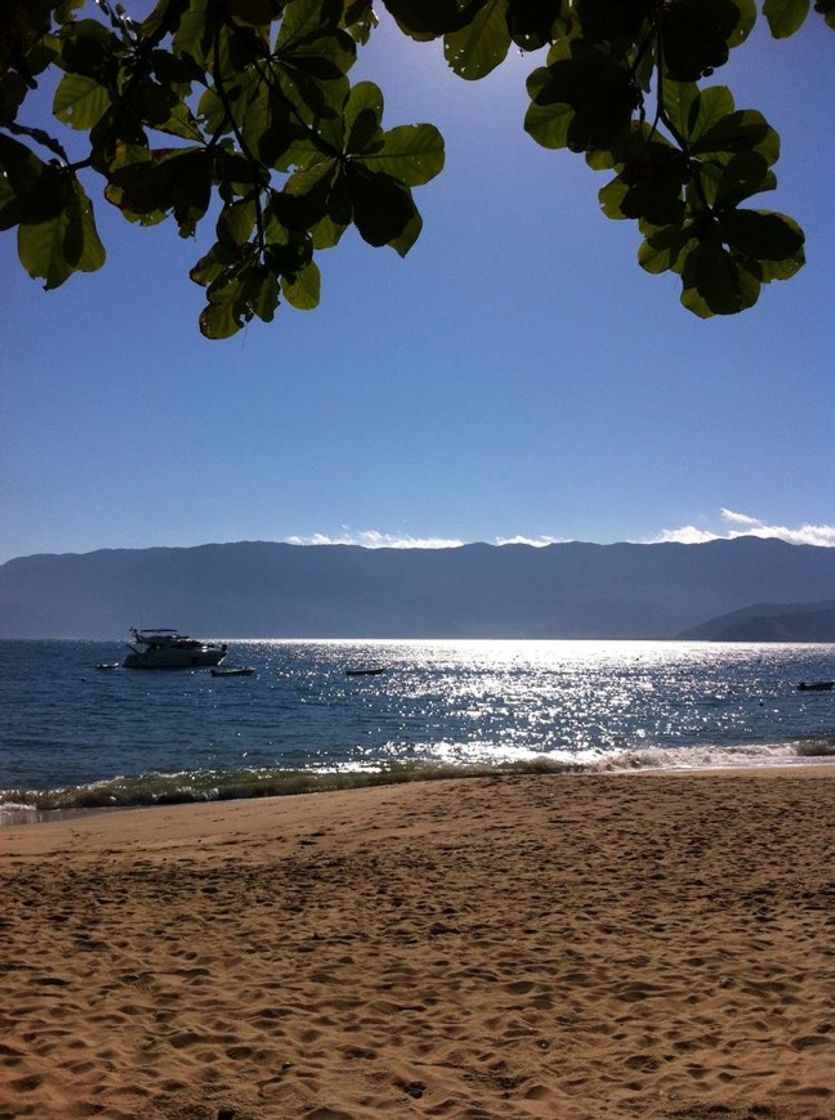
[{"xmin": 2, "ymin": 12, "xmax": 833, "ymax": 562}]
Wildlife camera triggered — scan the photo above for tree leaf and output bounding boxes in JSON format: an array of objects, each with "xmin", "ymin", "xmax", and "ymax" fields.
[
  {"xmin": 388, "ymin": 208, "xmax": 422, "ymax": 256},
  {"xmin": 523, "ymin": 67, "xmax": 568, "ymax": 148},
  {"xmin": 200, "ymin": 298, "xmax": 246, "ymax": 338},
  {"xmin": 356, "ymin": 124, "xmax": 444, "ymax": 186},
  {"xmin": 682, "ymin": 85, "xmax": 735, "ymax": 142},
  {"xmin": 763, "ymin": 0, "xmax": 810, "ymax": 37},
  {"xmin": 660, "ymin": 0, "xmax": 740, "ymax": 82},
  {"xmin": 282, "ymin": 260, "xmax": 320, "ymax": 308},
  {"xmin": 661, "ymin": 80, "xmax": 700, "ymax": 140},
  {"xmin": 217, "ymin": 199, "xmax": 257, "ymax": 246},
  {"xmin": 347, "ymin": 163, "xmax": 415, "ymax": 245},
  {"xmin": 444, "ymin": 0, "xmax": 510, "ymax": 80},
  {"xmin": 711, "ymin": 151, "xmax": 774, "ymax": 206},
  {"xmin": 17, "ymin": 178, "xmax": 104, "ymax": 289},
  {"xmin": 173, "ymin": 0, "xmax": 215, "ymax": 68},
  {"xmin": 691, "ymin": 110, "xmax": 777, "ymax": 162},
  {"xmin": 525, "ymin": 44, "xmax": 635, "ymax": 153},
  {"xmin": 227, "ymin": 0, "xmax": 277, "ymax": 26},
  {"xmin": 720, "ymin": 208, "xmax": 805, "ymax": 261},
  {"xmin": 53, "ymin": 73, "xmax": 111, "ymax": 130},
  {"xmin": 638, "ymin": 223, "xmax": 697, "ymax": 275},
  {"xmin": 344, "ymin": 81, "xmax": 384, "ymax": 143},
  {"xmin": 16, "ymin": 218, "xmax": 72, "ymax": 288},
  {"xmin": 681, "ymin": 240, "xmax": 761, "ymax": 316}
]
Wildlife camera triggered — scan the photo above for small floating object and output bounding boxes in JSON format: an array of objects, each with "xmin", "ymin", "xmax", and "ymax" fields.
[
  {"xmin": 345, "ymin": 666, "xmax": 387, "ymax": 677},
  {"xmin": 211, "ymin": 666, "xmax": 255, "ymax": 677},
  {"xmin": 797, "ymin": 680, "xmax": 834, "ymax": 692},
  {"xmin": 96, "ymin": 662, "xmax": 121, "ymax": 671}
]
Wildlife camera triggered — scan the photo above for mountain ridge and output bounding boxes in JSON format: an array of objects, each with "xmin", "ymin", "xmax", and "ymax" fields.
[{"xmin": 1, "ymin": 537, "xmax": 834, "ymax": 640}]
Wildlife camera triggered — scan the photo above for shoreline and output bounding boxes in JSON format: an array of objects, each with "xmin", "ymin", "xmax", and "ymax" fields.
[
  {"xmin": 3, "ymin": 743, "xmax": 834, "ymax": 825},
  {"xmin": 3, "ymin": 767, "xmax": 833, "ymax": 1119}
]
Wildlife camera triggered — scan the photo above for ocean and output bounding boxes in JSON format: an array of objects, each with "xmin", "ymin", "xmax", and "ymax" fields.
[{"xmin": 1, "ymin": 638, "xmax": 833, "ymax": 817}]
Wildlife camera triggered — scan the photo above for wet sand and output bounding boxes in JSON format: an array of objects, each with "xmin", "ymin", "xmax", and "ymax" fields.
[{"xmin": 2, "ymin": 767, "xmax": 833, "ymax": 1120}]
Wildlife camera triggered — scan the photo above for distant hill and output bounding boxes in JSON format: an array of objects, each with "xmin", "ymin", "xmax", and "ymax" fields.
[
  {"xmin": 678, "ymin": 599, "xmax": 835, "ymax": 642},
  {"xmin": 1, "ymin": 537, "xmax": 835, "ymax": 640}
]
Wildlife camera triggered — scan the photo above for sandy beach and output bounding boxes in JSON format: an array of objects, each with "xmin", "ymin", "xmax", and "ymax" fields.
[{"xmin": 2, "ymin": 767, "xmax": 833, "ymax": 1120}]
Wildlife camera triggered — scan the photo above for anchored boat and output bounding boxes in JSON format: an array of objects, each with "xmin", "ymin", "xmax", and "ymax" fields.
[{"xmin": 123, "ymin": 628, "xmax": 227, "ymax": 669}]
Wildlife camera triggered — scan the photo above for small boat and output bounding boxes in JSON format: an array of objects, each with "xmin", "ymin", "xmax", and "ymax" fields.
[
  {"xmin": 123, "ymin": 627, "xmax": 227, "ymax": 669},
  {"xmin": 96, "ymin": 662, "xmax": 120, "ymax": 671},
  {"xmin": 797, "ymin": 680, "xmax": 834, "ymax": 692},
  {"xmin": 210, "ymin": 666, "xmax": 255, "ymax": 677},
  {"xmin": 345, "ymin": 666, "xmax": 387, "ymax": 677}
]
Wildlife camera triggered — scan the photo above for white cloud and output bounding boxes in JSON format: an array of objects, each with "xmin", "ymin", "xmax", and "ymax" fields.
[
  {"xmin": 652, "ymin": 510, "xmax": 835, "ymax": 548},
  {"xmin": 285, "ymin": 530, "xmax": 465, "ymax": 549},
  {"xmin": 719, "ymin": 508, "xmax": 761, "ymax": 528},
  {"xmin": 494, "ymin": 535, "xmax": 568, "ymax": 547},
  {"xmin": 285, "ymin": 530, "xmax": 575, "ymax": 549},
  {"xmin": 653, "ymin": 525, "xmax": 721, "ymax": 545}
]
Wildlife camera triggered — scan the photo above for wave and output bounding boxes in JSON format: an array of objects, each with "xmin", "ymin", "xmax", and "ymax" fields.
[{"xmin": 3, "ymin": 738, "xmax": 833, "ymax": 823}]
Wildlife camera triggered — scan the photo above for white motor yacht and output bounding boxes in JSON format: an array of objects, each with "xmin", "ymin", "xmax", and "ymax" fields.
[{"xmin": 122, "ymin": 628, "xmax": 227, "ymax": 669}]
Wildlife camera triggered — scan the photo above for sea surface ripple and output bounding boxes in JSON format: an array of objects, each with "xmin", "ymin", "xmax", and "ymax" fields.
[{"xmin": 1, "ymin": 639, "xmax": 834, "ymax": 815}]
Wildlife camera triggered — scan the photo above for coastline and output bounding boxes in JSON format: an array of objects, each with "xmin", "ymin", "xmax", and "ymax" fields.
[
  {"xmin": 3, "ymin": 737, "xmax": 834, "ymax": 821},
  {"xmin": 3, "ymin": 767, "xmax": 833, "ymax": 1120}
]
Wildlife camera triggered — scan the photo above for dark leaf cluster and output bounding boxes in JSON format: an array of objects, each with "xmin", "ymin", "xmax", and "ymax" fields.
[{"xmin": 0, "ymin": 0, "xmax": 830, "ymax": 334}]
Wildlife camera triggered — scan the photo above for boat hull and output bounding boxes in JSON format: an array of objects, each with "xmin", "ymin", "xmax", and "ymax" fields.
[{"xmin": 124, "ymin": 648, "xmax": 226, "ymax": 669}]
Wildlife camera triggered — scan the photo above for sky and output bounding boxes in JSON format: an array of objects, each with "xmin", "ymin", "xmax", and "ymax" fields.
[{"xmin": 2, "ymin": 9, "xmax": 834, "ymax": 563}]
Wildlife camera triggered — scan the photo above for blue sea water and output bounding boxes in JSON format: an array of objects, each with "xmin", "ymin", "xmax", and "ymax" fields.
[{"xmin": 1, "ymin": 638, "xmax": 834, "ymax": 814}]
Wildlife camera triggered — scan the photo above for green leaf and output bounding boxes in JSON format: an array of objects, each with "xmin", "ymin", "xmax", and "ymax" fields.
[
  {"xmin": 384, "ymin": 0, "xmax": 486, "ymax": 39},
  {"xmin": 816, "ymin": 0, "xmax": 835, "ymax": 31},
  {"xmin": 661, "ymin": 81, "xmax": 700, "ymax": 140},
  {"xmin": 106, "ymin": 148, "xmax": 212, "ymax": 233},
  {"xmin": 682, "ymin": 85, "xmax": 735, "ymax": 142},
  {"xmin": 356, "ymin": 124, "xmax": 444, "ymax": 186},
  {"xmin": 507, "ymin": 0, "xmax": 568, "ymax": 49},
  {"xmin": 525, "ymin": 44, "xmax": 636, "ymax": 153},
  {"xmin": 444, "ymin": 0, "xmax": 510, "ymax": 80},
  {"xmin": 0, "ymin": 135, "xmax": 70, "ymax": 224},
  {"xmin": 691, "ymin": 110, "xmax": 777, "ymax": 161},
  {"xmin": 217, "ymin": 199, "xmax": 257, "ymax": 246},
  {"xmin": 274, "ymin": 160, "xmax": 337, "ymax": 229},
  {"xmin": 156, "ymin": 102, "xmax": 204, "ymax": 142},
  {"xmin": 310, "ymin": 213, "xmax": 346, "ymax": 249},
  {"xmin": 681, "ymin": 240, "xmax": 761, "ymax": 316},
  {"xmin": 346, "ymin": 164, "xmax": 415, "ymax": 246},
  {"xmin": 16, "ymin": 179, "xmax": 104, "ymax": 289},
  {"xmin": 241, "ymin": 264, "xmax": 280, "ymax": 321},
  {"xmin": 524, "ymin": 80, "xmax": 573, "ymax": 149},
  {"xmin": 344, "ymin": 81, "xmax": 383, "ymax": 143},
  {"xmin": 711, "ymin": 151, "xmax": 775, "ymax": 206},
  {"xmin": 173, "ymin": 0, "xmax": 213, "ymax": 68},
  {"xmin": 190, "ymin": 244, "xmax": 230, "ymax": 288},
  {"xmin": 200, "ymin": 298, "xmax": 246, "ymax": 339},
  {"xmin": 600, "ymin": 141, "xmax": 688, "ymax": 226},
  {"xmin": 599, "ymin": 177, "xmax": 628, "ymax": 220},
  {"xmin": 638, "ymin": 223, "xmax": 698, "ymax": 275},
  {"xmin": 388, "ymin": 209, "xmax": 422, "ymax": 257},
  {"xmin": 227, "ymin": 0, "xmax": 276, "ymax": 25},
  {"xmin": 763, "ymin": 0, "xmax": 810, "ymax": 37},
  {"xmin": 660, "ymin": 0, "xmax": 740, "ymax": 81},
  {"xmin": 574, "ymin": 0, "xmax": 649, "ymax": 44},
  {"xmin": 720, "ymin": 208, "xmax": 805, "ymax": 261},
  {"xmin": 53, "ymin": 73, "xmax": 111, "ymax": 130},
  {"xmin": 57, "ymin": 19, "xmax": 118, "ymax": 83},
  {"xmin": 282, "ymin": 260, "xmax": 321, "ymax": 308}
]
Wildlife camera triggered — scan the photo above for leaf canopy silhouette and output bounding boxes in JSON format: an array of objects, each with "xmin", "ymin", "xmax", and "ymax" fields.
[{"xmin": 0, "ymin": 0, "xmax": 830, "ymax": 337}]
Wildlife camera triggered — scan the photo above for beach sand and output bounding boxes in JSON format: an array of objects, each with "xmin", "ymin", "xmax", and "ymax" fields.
[{"xmin": 1, "ymin": 768, "xmax": 833, "ymax": 1120}]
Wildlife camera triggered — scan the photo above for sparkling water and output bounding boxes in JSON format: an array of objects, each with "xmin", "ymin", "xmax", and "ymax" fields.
[{"xmin": 1, "ymin": 639, "xmax": 833, "ymax": 812}]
